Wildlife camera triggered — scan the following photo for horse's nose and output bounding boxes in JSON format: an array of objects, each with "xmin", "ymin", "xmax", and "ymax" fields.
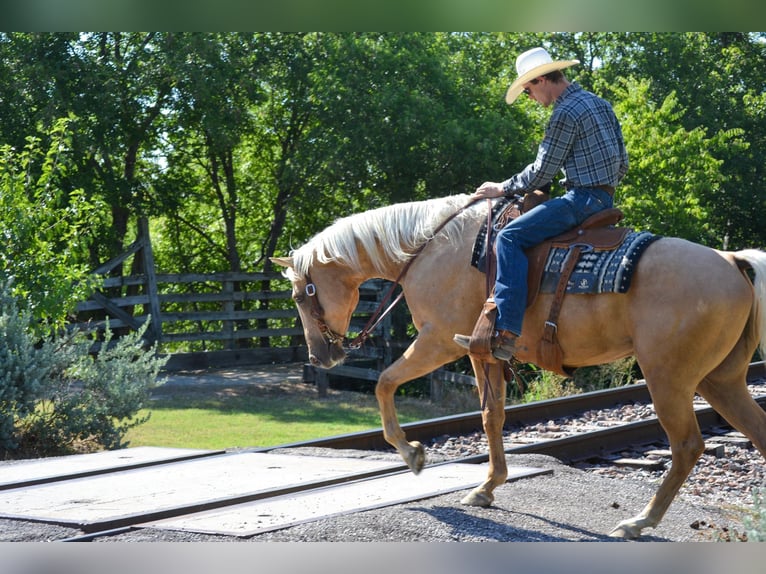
[{"xmin": 309, "ymin": 354, "xmax": 322, "ymax": 367}]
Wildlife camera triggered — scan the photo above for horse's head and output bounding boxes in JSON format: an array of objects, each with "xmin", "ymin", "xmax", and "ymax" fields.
[{"xmin": 271, "ymin": 256, "xmax": 360, "ymax": 369}]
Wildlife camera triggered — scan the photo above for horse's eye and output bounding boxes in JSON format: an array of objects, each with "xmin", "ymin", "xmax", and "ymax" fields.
[{"xmin": 294, "ymin": 293, "xmax": 305, "ymax": 304}]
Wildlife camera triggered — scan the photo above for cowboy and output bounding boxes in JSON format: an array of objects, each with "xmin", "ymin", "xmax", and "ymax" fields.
[{"xmin": 454, "ymin": 46, "xmax": 629, "ymax": 361}]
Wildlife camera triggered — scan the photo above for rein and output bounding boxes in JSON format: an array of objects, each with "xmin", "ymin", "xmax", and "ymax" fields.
[{"xmin": 304, "ymin": 196, "xmax": 486, "ymax": 350}]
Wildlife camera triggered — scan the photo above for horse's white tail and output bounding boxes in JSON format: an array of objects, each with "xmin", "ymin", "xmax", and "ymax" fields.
[{"xmin": 734, "ymin": 249, "xmax": 766, "ymax": 361}]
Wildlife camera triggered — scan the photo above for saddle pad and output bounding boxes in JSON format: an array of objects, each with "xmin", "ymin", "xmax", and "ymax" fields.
[{"xmin": 540, "ymin": 230, "xmax": 660, "ymax": 295}]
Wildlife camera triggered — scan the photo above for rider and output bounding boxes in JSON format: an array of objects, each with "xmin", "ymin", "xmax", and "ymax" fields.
[{"xmin": 454, "ymin": 46, "xmax": 629, "ymax": 361}]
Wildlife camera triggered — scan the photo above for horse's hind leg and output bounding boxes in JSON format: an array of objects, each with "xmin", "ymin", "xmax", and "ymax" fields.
[
  {"xmin": 696, "ymin": 360, "xmax": 766, "ymax": 460},
  {"xmin": 460, "ymin": 358, "xmax": 508, "ymax": 508},
  {"xmin": 610, "ymin": 373, "xmax": 706, "ymax": 538}
]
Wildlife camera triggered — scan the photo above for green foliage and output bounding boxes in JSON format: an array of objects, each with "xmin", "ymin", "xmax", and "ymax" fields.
[
  {"xmin": 3, "ymin": 33, "xmax": 764, "ymax": 281},
  {"xmin": 591, "ymin": 32, "xmax": 766, "ymax": 248},
  {"xmin": 743, "ymin": 488, "xmax": 766, "ymax": 542},
  {"xmin": 514, "ymin": 358, "xmax": 638, "ymax": 404},
  {"xmin": 571, "ymin": 358, "xmax": 640, "ymax": 392},
  {"xmin": 0, "ymin": 117, "xmax": 98, "ymax": 330},
  {"xmin": 520, "ymin": 369, "xmax": 580, "ymax": 403},
  {"xmin": 613, "ymin": 77, "xmax": 741, "ymax": 245},
  {"xmin": 0, "ymin": 286, "xmax": 53, "ymax": 449},
  {"xmin": 0, "ymin": 282, "xmax": 167, "ymax": 459}
]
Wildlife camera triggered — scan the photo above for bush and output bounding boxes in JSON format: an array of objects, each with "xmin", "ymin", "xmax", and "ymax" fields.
[
  {"xmin": 0, "ymin": 283, "xmax": 167, "ymax": 459},
  {"xmin": 744, "ymin": 488, "xmax": 766, "ymax": 542}
]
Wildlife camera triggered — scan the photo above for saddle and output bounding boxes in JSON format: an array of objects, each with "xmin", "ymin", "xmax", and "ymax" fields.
[
  {"xmin": 469, "ymin": 206, "xmax": 628, "ymax": 376},
  {"xmin": 526, "ymin": 208, "xmax": 627, "ymax": 375},
  {"xmin": 526, "ymin": 208, "xmax": 627, "ymax": 308}
]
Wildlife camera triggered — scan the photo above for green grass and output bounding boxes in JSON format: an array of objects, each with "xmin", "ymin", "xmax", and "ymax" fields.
[{"xmin": 123, "ymin": 381, "xmax": 476, "ymax": 450}]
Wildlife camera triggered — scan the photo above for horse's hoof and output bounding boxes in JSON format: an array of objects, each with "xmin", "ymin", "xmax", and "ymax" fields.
[
  {"xmin": 460, "ymin": 488, "xmax": 494, "ymax": 507},
  {"xmin": 609, "ymin": 521, "xmax": 641, "ymax": 539},
  {"xmin": 405, "ymin": 441, "xmax": 425, "ymax": 474}
]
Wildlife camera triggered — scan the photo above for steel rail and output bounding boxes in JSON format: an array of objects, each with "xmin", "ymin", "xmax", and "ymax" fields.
[{"xmin": 260, "ymin": 361, "xmax": 766, "ymax": 453}]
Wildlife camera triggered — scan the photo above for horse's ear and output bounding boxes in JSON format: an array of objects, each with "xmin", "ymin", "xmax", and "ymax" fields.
[{"xmin": 270, "ymin": 256, "xmax": 294, "ymax": 269}]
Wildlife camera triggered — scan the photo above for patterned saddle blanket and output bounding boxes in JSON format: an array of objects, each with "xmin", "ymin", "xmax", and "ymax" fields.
[{"xmin": 537, "ymin": 230, "xmax": 660, "ymax": 295}]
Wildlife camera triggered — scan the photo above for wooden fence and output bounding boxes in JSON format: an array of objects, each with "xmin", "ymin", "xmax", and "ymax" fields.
[
  {"xmin": 71, "ymin": 219, "xmax": 391, "ymax": 369},
  {"xmin": 72, "ymin": 218, "xmax": 474, "ymax": 396}
]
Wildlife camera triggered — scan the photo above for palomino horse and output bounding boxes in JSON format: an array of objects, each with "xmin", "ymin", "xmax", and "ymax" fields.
[{"xmin": 272, "ymin": 193, "xmax": 766, "ymax": 539}]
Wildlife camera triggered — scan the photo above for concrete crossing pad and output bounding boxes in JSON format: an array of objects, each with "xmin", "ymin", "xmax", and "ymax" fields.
[
  {"xmin": 0, "ymin": 448, "xmax": 549, "ymax": 537},
  {"xmin": 0, "ymin": 452, "xmax": 401, "ymax": 531},
  {"xmin": 143, "ymin": 463, "xmax": 550, "ymax": 537},
  {"xmin": 0, "ymin": 446, "xmax": 219, "ymax": 490}
]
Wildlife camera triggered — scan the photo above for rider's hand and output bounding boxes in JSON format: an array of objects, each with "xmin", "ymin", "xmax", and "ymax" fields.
[{"xmin": 472, "ymin": 182, "xmax": 505, "ymax": 199}]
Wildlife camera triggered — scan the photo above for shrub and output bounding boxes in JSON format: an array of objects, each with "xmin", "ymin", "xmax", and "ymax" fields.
[
  {"xmin": 0, "ymin": 283, "xmax": 167, "ymax": 459},
  {"xmin": 744, "ymin": 488, "xmax": 766, "ymax": 542}
]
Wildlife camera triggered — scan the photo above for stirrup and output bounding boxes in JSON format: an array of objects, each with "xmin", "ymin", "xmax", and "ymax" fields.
[{"xmin": 491, "ymin": 330, "xmax": 516, "ymax": 361}]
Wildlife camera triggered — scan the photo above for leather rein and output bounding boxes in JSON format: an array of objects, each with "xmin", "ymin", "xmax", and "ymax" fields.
[{"xmin": 303, "ymin": 196, "xmax": 488, "ymax": 351}]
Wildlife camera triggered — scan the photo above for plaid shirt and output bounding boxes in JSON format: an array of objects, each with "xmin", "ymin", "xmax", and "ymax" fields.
[{"xmin": 502, "ymin": 82, "xmax": 628, "ymax": 195}]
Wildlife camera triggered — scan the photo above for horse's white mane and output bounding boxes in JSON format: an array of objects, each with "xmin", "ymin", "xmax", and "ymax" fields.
[{"xmin": 289, "ymin": 194, "xmax": 482, "ymax": 278}]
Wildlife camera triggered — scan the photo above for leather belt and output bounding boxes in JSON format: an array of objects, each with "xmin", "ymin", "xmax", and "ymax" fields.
[{"xmin": 566, "ymin": 184, "xmax": 616, "ymax": 198}]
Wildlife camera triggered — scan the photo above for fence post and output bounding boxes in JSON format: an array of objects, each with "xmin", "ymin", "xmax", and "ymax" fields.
[
  {"xmin": 429, "ymin": 372, "xmax": 443, "ymax": 402},
  {"xmin": 222, "ymin": 277, "xmax": 234, "ymax": 350},
  {"xmin": 137, "ymin": 217, "xmax": 163, "ymax": 343}
]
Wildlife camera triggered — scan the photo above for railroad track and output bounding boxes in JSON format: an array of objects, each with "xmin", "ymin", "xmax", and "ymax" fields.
[
  {"xmin": 6, "ymin": 361, "xmax": 765, "ymax": 542},
  {"xmin": 263, "ymin": 360, "xmax": 766, "ymax": 463}
]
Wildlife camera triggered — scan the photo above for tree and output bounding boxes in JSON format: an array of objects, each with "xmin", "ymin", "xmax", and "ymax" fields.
[
  {"xmin": 614, "ymin": 77, "xmax": 742, "ymax": 244},
  {"xmin": 586, "ymin": 32, "xmax": 766, "ymax": 248},
  {"xmin": 0, "ymin": 117, "xmax": 98, "ymax": 329}
]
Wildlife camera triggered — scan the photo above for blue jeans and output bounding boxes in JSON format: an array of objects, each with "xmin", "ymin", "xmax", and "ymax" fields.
[{"xmin": 494, "ymin": 187, "xmax": 614, "ymax": 336}]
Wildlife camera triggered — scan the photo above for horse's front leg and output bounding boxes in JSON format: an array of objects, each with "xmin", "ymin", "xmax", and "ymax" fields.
[
  {"xmin": 461, "ymin": 359, "xmax": 508, "ymax": 507},
  {"xmin": 374, "ymin": 352, "xmax": 439, "ymax": 474}
]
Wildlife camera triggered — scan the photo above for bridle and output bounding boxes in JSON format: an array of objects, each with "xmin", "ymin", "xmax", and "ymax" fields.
[
  {"xmin": 302, "ymin": 277, "xmax": 346, "ymax": 346},
  {"xmin": 299, "ymin": 196, "xmax": 488, "ymax": 351}
]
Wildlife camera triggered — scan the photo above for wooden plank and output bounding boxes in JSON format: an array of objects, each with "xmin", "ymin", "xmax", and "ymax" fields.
[
  {"xmin": 93, "ymin": 237, "xmax": 144, "ymax": 275},
  {"xmin": 326, "ymin": 365, "xmax": 381, "ymax": 381},
  {"xmin": 154, "ymin": 272, "xmax": 278, "ymax": 284},
  {"xmin": 99, "ymin": 273, "xmax": 285, "ymax": 289},
  {"xmin": 157, "ymin": 291, "xmax": 291, "ymax": 304},
  {"xmin": 160, "ymin": 327, "xmax": 303, "ymax": 343},
  {"xmin": 89, "ymin": 292, "xmax": 142, "ymax": 330},
  {"xmin": 222, "ymin": 278, "xmax": 235, "ymax": 349},
  {"xmin": 160, "ymin": 310, "xmax": 275, "ymax": 322},
  {"xmin": 70, "ymin": 316, "xmax": 148, "ymax": 332},
  {"xmin": 162, "ymin": 348, "xmax": 304, "ymax": 370},
  {"xmin": 76, "ymin": 294, "xmax": 150, "ymax": 312},
  {"xmin": 100, "ymin": 275, "xmax": 148, "ymax": 288}
]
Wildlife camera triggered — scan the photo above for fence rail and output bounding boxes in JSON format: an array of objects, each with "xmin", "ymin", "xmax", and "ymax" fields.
[{"xmin": 75, "ymin": 272, "xmax": 298, "ymax": 338}]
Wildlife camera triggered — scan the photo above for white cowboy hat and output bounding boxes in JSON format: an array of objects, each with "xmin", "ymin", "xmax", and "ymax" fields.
[{"xmin": 505, "ymin": 47, "xmax": 580, "ymax": 104}]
